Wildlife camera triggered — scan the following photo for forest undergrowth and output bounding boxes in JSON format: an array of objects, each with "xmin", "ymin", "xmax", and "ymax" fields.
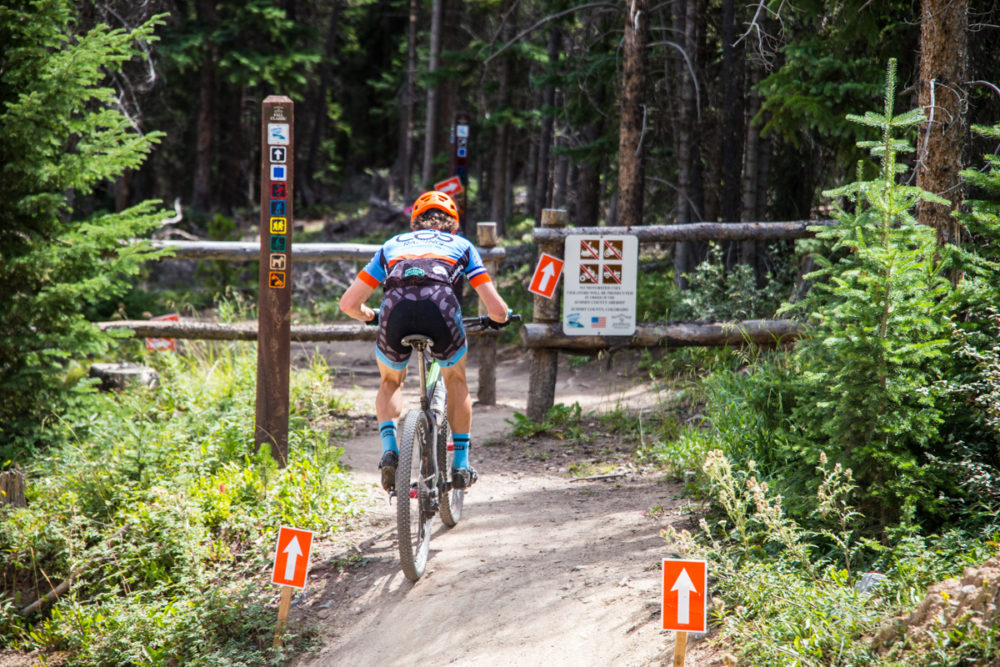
[
  {"xmin": 1, "ymin": 324, "xmax": 358, "ymax": 665},
  {"xmin": 635, "ymin": 61, "xmax": 1000, "ymax": 666}
]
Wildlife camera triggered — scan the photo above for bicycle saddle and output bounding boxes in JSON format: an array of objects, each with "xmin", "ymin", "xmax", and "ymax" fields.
[{"xmin": 401, "ymin": 334, "xmax": 434, "ymax": 348}]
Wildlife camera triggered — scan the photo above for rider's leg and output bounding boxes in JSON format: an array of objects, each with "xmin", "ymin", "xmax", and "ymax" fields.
[
  {"xmin": 375, "ymin": 360, "xmax": 406, "ymax": 424},
  {"xmin": 440, "ymin": 357, "xmax": 471, "ymax": 433},
  {"xmin": 375, "ymin": 361, "xmax": 406, "ymax": 490},
  {"xmin": 441, "ymin": 360, "xmax": 476, "ymax": 486}
]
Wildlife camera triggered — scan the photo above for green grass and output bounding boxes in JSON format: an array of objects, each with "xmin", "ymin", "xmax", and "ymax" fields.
[{"xmin": 0, "ymin": 340, "xmax": 358, "ymax": 665}]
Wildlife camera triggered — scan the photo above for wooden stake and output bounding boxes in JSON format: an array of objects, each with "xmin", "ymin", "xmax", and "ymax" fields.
[
  {"xmin": 673, "ymin": 631, "xmax": 688, "ymax": 666},
  {"xmin": 273, "ymin": 585, "xmax": 293, "ymax": 648}
]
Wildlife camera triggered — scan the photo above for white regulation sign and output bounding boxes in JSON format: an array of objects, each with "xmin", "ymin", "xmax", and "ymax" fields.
[{"xmin": 562, "ymin": 234, "xmax": 637, "ymax": 336}]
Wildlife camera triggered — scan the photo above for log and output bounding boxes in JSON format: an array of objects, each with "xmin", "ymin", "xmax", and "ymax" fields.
[
  {"xmin": 532, "ymin": 220, "xmax": 835, "ymax": 244},
  {"xmin": 98, "ymin": 320, "xmax": 378, "ymax": 341},
  {"xmin": 0, "ymin": 470, "xmax": 27, "ymax": 508},
  {"xmin": 148, "ymin": 240, "xmax": 507, "ymax": 263},
  {"xmin": 520, "ymin": 320, "xmax": 805, "ymax": 350}
]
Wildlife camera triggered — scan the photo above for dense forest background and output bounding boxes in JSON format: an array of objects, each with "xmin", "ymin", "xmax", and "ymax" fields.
[{"xmin": 82, "ymin": 0, "xmax": 1000, "ymax": 244}]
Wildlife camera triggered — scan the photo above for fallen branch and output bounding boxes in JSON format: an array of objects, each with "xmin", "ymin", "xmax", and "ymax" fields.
[
  {"xmin": 20, "ymin": 576, "xmax": 74, "ymax": 616},
  {"xmin": 569, "ymin": 472, "xmax": 628, "ymax": 483}
]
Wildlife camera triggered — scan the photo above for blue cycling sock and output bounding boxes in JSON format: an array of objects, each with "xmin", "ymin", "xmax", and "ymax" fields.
[
  {"xmin": 452, "ymin": 433, "xmax": 470, "ymax": 469},
  {"xmin": 379, "ymin": 421, "xmax": 398, "ymax": 455}
]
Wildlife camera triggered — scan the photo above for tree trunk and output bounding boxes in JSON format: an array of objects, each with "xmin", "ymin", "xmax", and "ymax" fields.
[
  {"xmin": 217, "ymin": 83, "xmax": 245, "ymax": 213},
  {"xmin": 916, "ymin": 0, "xmax": 968, "ymax": 246},
  {"xmin": 421, "ymin": 0, "xmax": 444, "ymax": 185},
  {"xmin": 191, "ymin": 0, "xmax": 216, "ymax": 211},
  {"xmin": 617, "ymin": 0, "xmax": 648, "ymax": 228},
  {"xmin": 740, "ymin": 60, "xmax": 764, "ymax": 281},
  {"xmin": 490, "ymin": 12, "xmax": 514, "ymax": 232},
  {"xmin": 721, "ymin": 0, "xmax": 745, "ymax": 268},
  {"xmin": 395, "ymin": 0, "xmax": 417, "ymax": 201},
  {"xmin": 672, "ymin": 0, "xmax": 706, "ymax": 288},
  {"xmin": 534, "ymin": 27, "xmax": 561, "ymax": 222},
  {"xmin": 577, "ymin": 121, "xmax": 604, "ymax": 227},
  {"xmin": 303, "ymin": 2, "xmax": 342, "ymax": 207}
]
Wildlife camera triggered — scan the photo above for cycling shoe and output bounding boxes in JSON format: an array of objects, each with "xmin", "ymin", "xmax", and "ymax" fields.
[
  {"xmin": 450, "ymin": 466, "xmax": 478, "ymax": 490},
  {"xmin": 379, "ymin": 450, "xmax": 398, "ymax": 492}
]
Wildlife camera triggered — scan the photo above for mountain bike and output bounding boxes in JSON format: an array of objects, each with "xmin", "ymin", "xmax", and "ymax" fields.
[{"xmin": 394, "ymin": 313, "xmax": 521, "ymax": 581}]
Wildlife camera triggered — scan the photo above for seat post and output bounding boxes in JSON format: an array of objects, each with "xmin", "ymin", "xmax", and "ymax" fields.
[{"xmin": 401, "ymin": 335, "xmax": 433, "ymax": 412}]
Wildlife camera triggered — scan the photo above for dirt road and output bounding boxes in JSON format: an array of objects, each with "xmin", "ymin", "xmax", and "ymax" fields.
[{"xmin": 287, "ymin": 342, "xmax": 720, "ymax": 666}]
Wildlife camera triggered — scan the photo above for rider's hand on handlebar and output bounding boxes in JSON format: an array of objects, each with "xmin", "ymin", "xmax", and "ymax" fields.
[
  {"xmin": 365, "ymin": 310, "xmax": 379, "ymax": 326},
  {"xmin": 486, "ymin": 308, "xmax": 512, "ymax": 329}
]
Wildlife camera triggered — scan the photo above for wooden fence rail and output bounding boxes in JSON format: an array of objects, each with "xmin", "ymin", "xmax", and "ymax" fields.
[
  {"xmin": 523, "ymin": 214, "xmax": 832, "ymax": 420},
  {"xmin": 115, "ymin": 227, "xmax": 508, "ymax": 404},
  {"xmin": 98, "ymin": 319, "xmax": 502, "ymax": 343},
  {"xmin": 520, "ymin": 320, "xmax": 804, "ymax": 350},
  {"xmin": 531, "ymin": 220, "xmax": 834, "ymax": 244},
  {"xmin": 118, "ymin": 217, "xmax": 833, "ymax": 419},
  {"xmin": 149, "ymin": 240, "xmax": 507, "ymax": 263}
]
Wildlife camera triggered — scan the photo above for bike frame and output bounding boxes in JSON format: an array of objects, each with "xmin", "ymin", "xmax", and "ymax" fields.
[{"xmin": 394, "ymin": 314, "xmax": 520, "ymax": 581}]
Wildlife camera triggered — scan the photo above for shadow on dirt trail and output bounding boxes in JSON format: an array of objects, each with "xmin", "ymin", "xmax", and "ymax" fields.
[{"xmin": 286, "ymin": 341, "xmax": 722, "ymax": 666}]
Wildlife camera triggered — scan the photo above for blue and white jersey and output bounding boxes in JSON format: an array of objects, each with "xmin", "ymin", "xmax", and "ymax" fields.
[{"xmin": 357, "ymin": 229, "xmax": 491, "ymax": 289}]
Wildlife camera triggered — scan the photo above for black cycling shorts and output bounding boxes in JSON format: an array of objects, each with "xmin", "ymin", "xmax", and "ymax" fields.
[{"xmin": 375, "ymin": 284, "xmax": 467, "ymax": 369}]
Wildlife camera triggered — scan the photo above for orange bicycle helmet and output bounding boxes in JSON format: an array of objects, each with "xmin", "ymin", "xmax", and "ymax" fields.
[{"xmin": 410, "ymin": 190, "xmax": 460, "ymax": 224}]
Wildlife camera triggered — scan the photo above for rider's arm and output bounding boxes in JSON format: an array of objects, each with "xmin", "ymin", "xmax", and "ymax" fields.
[
  {"xmin": 339, "ymin": 276, "xmax": 378, "ymax": 323},
  {"xmin": 473, "ymin": 280, "xmax": 510, "ymax": 323}
]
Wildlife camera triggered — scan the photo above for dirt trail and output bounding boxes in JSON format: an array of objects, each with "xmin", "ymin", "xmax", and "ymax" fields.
[{"xmin": 288, "ymin": 342, "xmax": 721, "ymax": 666}]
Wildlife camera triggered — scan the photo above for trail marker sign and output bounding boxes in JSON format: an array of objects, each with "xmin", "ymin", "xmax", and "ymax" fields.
[
  {"xmin": 271, "ymin": 526, "xmax": 314, "ymax": 589},
  {"xmin": 662, "ymin": 558, "xmax": 707, "ymax": 633},
  {"xmin": 562, "ymin": 234, "xmax": 637, "ymax": 336},
  {"xmin": 144, "ymin": 313, "xmax": 179, "ymax": 352},
  {"xmin": 528, "ymin": 253, "xmax": 564, "ymax": 299},
  {"xmin": 434, "ymin": 175, "xmax": 463, "ymax": 197}
]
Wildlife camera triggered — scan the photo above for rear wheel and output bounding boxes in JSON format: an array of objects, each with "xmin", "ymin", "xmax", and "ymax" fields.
[
  {"xmin": 437, "ymin": 417, "xmax": 464, "ymax": 526},
  {"xmin": 396, "ymin": 409, "xmax": 433, "ymax": 581}
]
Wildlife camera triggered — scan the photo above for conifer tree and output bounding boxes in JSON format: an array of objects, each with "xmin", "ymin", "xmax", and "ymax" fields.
[{"xmin": 0, "ymin": 1, "xmax": 167, "ymax": 452}]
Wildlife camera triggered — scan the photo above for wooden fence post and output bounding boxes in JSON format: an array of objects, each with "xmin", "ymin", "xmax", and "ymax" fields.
[
  {"xmin": 527, "ymin": 209, "xmax": 568, "ymax": 422},
  {"xmin": 477, "ymin": 222, "xmax": 499, "ymax": 405}
]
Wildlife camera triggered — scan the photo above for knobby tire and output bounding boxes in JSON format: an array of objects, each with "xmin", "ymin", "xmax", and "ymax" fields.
[
  {"xmin": 436, "ymin": 407, "xmax": 463, "ymax": 527},
  {"xmin": 396, "ymin": 409, "xmax": 432, "ymax": 581}
]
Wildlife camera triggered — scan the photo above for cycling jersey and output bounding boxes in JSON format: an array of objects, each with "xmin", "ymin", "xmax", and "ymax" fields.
[
  {"xmin": 357, "ymin": 229, "xmax": 491, "ymax": 290},
  {"xmin": 356, "ymin": 229, "xmax": 492, "ymax": 369}
]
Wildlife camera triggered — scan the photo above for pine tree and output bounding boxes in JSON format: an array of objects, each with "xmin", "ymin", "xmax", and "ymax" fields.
[
  {"xmin": 0, "ymin": 1, "xmax": 167, "ymax": 454},
  {"xmin": 781, "ymin": 60, "xmax": 954, "ymax": 524}
]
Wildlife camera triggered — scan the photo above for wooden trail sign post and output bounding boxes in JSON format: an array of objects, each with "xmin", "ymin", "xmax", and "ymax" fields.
[{"xmin": 256, "ymin": 96, "xmax": 294, "ymax": 467}]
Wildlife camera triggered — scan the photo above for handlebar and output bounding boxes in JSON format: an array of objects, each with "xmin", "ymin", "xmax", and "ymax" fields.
[{"xmin": 463, "ymin": 313, "xmax": 522, "ymax": 331}]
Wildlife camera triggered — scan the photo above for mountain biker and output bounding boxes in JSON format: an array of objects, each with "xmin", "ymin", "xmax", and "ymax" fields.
[{"xmin": 338, "ymin": 190, "xmax": 511, "ymax": 493}]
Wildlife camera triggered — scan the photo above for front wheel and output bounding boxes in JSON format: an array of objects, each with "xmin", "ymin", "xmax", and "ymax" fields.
[{"xmin": 396, "ymin": 409, "xmax": 433, "ymax": 581}]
